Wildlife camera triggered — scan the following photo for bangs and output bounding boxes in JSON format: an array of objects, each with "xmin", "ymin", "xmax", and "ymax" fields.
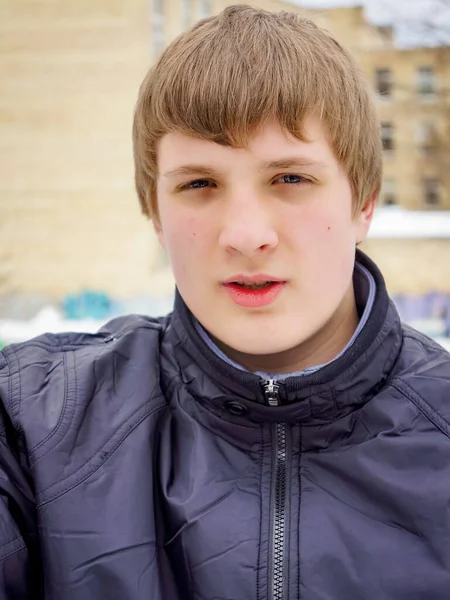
[
  {"xmin": 133, "ymin": 5, "xmax": 382, "ymax": 217},
  {"xmin": 147, "ymin": 11, "xmax": 341, "ymax": 147}
]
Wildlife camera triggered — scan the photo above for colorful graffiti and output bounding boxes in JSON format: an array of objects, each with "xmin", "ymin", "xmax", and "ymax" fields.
[
  {"xmin": 61, "ymin": 291, "xmax": 175, "ymax": 322},
  {"xmin": 63, "ymin": 291, "xmax": 112, "ymax": 320}
]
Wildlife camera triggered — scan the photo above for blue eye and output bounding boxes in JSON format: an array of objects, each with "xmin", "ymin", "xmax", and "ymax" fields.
[
  {"xmin": 191, "ymin": 179, "xmax": 210, "ymax": 188},
  {"xmin": 180, "ymin": 179, "xmax": 212, "ymax": 191},
  {"xmin": 278, "ymin": 174, "xmax": 306, "ymax": 185}
]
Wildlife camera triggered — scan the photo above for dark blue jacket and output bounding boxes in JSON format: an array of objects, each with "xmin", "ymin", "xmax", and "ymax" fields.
[{"xmin": 1, "ymin": 251, "xmax": 450, "ymax": 599}]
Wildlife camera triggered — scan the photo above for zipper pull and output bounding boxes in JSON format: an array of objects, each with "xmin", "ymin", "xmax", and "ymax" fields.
[{"xmin": 263, "ymin": 379, "xmax": 281, "ymax": 407}]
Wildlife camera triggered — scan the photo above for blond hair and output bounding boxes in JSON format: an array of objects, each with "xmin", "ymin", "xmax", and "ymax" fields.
[{"xmin": 133, "ymin": 4, "xmax": 382, "ymax": 218}]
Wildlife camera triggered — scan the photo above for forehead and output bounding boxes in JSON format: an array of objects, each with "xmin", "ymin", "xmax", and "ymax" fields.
[{"xmin": 157, "ymin": 116, "xmax": 337, "ymax": 173}]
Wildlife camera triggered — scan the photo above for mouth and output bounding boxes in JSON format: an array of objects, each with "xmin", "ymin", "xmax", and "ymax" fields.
[
  {"xmin": 224, "ymin": 274, "xmax": 285, "ymax": 286},
  {"xmin": 227, "ymin": 281, "xmax": 279, "ymax": 290},
  {"xmin": 222, "ymin": 278, "xmax": 286, "ymax": 308}
]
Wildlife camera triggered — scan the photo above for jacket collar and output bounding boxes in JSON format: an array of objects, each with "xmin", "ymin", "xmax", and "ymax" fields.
[{"xmin": 167, "ymin": 250, "xmax": 403, "ymax": 424}]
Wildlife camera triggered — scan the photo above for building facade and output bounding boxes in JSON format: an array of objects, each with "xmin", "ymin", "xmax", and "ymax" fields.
[
  {"xmin": 150, "ymin": 0, "xmax": 450, "ymax": 212},
  {"xmin": 0, "ymin": 0, "xmax": 170, "ymax": 300},
  {"xmin": 1, "ymin": 0, "xmax": 449, "ymax": 307},
  {"xmin": 361, "ymin": 45, "xmax": 450, "ymax": 211}
]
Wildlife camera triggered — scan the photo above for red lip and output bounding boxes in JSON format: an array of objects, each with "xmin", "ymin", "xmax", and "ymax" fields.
[
  {"xmin": 223, "ymin": 281, "xmax": 286, "ymax": 308},
  {"xmin": 223, "ymin": 274, "xmax": 284, "ymax": 285}
]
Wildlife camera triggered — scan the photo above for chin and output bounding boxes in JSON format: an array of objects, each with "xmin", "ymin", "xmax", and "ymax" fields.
[{"xmin": 217, "ymin": 323, "xmax": 313, "ymax": 357}]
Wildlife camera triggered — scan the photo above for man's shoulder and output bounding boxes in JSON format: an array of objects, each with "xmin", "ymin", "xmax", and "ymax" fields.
[
  {"xmin": 0, "ymin": 313, "xmax": 171, "ymax": 443},
  {"xmin": 4, "ymin": 313, "xmax": 168, "ymax": 351},
  {"xmin": 391, "ymin": 323, "xmax": 450, "ymax": 434},
  {"xmin": 1, "ymin": 312, "xmax": 170, "ymax": 360},
  {"xmin": 399, "ymin": 322, "xmax": 450, "ymax": 370}
]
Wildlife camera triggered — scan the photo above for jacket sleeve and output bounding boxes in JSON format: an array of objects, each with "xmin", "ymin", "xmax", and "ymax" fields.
[{"xmin": 0, "ymin": 351, "xmax": 42, "ymax": 599}]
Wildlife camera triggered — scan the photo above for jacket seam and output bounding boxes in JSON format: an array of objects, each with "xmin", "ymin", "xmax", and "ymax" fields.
[
  {"xmin": 8, "ymin": 341, "xmax": 92, "ymax": 353},
  {"xmin": 0, "ymin": 534, "xmax": 26, "ymax": 560},
  {"xmin": 3, "ymin": 347, "xmax": 23, "ymax": 435},
  {"xmin": 37, "ymin": 399, "xmax": 165, "ymax": 507},
  {"xmin": 161, "ymin": 370, "xmax": 183, "ymax": 404},
  {"xmin": 402, "ymin": 330, "xmax": 446, "ymax": 353},
  {"xmin": 6, "ymin": 352, "xmax": 13, "ymax": 424},
  {"xmin": 391, "ymin": 379, "xmax": 450, "ymax": 439},
  {"xmin": 181, "ymin": 535, "xmax": 194, "ymax": 595},
  {"xmin": 34, "ymin": 349, "xmax": 77, "ymax": 463},
  {"xmin": 0, "ymin": 354, "xmax": 6, "ymax": 441},
  {"xmin": 28, "ymin": 350, "xmax": 72, "ymax": 460},
  {"xmin": 4, "ymin": 346, "xmax": 76, "ymax": 465},
  {"xmin": 0, "ymin": 544, "xmax": 26, "ymax": 561},
  {"xmin": 13, "ymin": 323, "xmax": 162, "ymax": 353}
]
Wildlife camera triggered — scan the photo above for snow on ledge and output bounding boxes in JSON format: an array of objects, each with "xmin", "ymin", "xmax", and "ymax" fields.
[{"xmin": 368, "ymin": 207, "xmax": 450, "ymax": 239}]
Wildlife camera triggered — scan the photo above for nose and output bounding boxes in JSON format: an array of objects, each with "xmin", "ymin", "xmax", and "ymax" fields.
[{"xmin": 218, "ymin": 191, "xmax": 279, "ymax": 257}]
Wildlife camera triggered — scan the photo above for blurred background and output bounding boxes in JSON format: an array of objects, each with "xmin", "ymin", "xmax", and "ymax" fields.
[{"xmin": 0, "ymin": 0, "xmax": 449, "ymax": 349}]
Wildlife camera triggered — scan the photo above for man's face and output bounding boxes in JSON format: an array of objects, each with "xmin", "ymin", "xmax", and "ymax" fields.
[{"xmin": 155, "ymin": 116, "xmax": 374, "ymax": 362}]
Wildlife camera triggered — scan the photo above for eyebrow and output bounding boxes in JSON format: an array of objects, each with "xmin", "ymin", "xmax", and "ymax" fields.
[
  {"xmin": 163, "ymin": 165, "xmax": 219, "ymax": 178},
  {"xmin": 162, "ymin": 157, "xmax": 329, "ymax": 178},
  {"xmin": 259, "ymin": 157, "xmax": 329, "ymax": 171}
]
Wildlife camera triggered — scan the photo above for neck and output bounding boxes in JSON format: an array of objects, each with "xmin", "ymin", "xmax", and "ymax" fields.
[{"xmin": 212, "ymin": 283, "xmax": 360, "ymax": 374}]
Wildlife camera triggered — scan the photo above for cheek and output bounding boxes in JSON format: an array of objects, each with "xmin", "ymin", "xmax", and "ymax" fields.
[
  {"xmin": 315, "ymin": 214, "xmax": 356, "ymax": 266},
  {"xmin": 160, "ymin": 211, "xmax": 211, "ymax": 274},
  {"xmin": 283, "ymin": 200, "xmax": 355, "ymax": 289},
  {"xmin": 286, "ymin": 205, "xmax": 352, "ymax": 249}
]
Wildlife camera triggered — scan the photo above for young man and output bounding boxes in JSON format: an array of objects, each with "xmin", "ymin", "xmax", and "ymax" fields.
[{"xmin": 1, "ymin": 5, "xmax": 450, "ymax": 599}]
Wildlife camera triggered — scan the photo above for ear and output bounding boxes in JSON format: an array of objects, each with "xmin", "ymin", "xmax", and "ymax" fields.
[
  {"xmin": 152, "ymin": 218, "xmax": 166, "ymax": 250},
  {"xmin": 355, "ymin": 193, "xmax": 377, "ymax": 245}
]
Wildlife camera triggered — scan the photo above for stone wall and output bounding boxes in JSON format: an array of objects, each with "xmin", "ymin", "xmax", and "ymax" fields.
[
  {"xmin": 0, "ymin": 0, "xmax": 173, "ymax": 299},
  {"xmin": 362, "ymin": 238, "xmax": 450, "ymax": 294}
]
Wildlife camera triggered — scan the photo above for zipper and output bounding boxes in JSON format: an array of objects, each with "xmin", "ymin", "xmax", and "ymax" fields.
[
  {"xmin": 263, "ymin": 380, "xmax": 289, "ymax": 600},
  {"xmin": 264, "ymin": 379, "xmax": 281, "ymax": 407}
]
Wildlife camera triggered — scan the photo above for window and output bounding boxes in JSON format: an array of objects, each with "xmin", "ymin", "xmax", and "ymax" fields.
[
  {"xmin": 375, "ymin": 68, "xmax": 392, "ymax": 98},
  {"xmin": 423, "ymin": 178, "xmax": 440, "ymax": 207},
  {"xmin": 416, "ymin": 122, "xmax": 438, "ymax": 155},
  {"xmin": 381, "ymin": 122, "xmax": 394, "ymax": 153},
  {"xmin": 153, "ymin": 0, "xmax": 165, "ymax": 56},
  {"xmin": 381, "ymin": 179, "xmax": 397, "ymax": 206},
  {"xmin": 417, "ymin": 66, "xmax": 435, "ymax": 98}
]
